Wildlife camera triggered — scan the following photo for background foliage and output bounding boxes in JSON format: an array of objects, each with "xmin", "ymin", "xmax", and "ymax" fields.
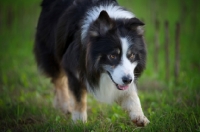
[{"xmin": 0, "ymin": 0, "xmax": 199, "ymax": 131}]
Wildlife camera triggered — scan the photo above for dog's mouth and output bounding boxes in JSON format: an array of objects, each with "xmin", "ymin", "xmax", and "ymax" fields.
[
  {"xmin": 116, "ymin": 84, "xmax": 129, "ymax": 90},
  {"xmin": 107, "ymin": 71, "xmax": 129, "ymax": 91}
]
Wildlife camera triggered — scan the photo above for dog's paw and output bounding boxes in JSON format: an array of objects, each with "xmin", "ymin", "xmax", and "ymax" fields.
[
  {"xmin": 72, "ymin": 111, "xmax": 87, "ymax": 123},
  {"xmin": 53, "ymin": 96, "xmax": 72, "ymax": 114},
  {"xmin": 132, "ymin": 115, "xmax": 150, "ymax": 127}
]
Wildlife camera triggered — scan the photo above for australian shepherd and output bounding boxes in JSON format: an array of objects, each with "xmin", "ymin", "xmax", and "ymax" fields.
[{"xmin": 34, "ymin": 0, "xmax": 149, "ymax": 127}]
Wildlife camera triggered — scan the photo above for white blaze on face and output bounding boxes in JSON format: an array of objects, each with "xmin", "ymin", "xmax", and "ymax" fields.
[{"xmin": 111, "ymin": 38, "xmax": 137, "ymax": 86}]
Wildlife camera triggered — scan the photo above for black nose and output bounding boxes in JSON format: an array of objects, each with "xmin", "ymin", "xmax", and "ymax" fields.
[{"xmin": 122, "ymin": 76, "xmax": 132, "ymax": 84}]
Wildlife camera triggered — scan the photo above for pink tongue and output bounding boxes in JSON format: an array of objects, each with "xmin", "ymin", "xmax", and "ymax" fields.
[{"xmin": 118, "ymin": 85, "xmax": 129, "ymax": 90}]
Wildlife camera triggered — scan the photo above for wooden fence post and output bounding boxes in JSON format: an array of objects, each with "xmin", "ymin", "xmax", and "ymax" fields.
[
  {"xmin": 0, "ymin": 7, "xmax": 1, "ymax": 31},
  {"xmin": 154, "ymin": 19, "xmax": 160, "ymax": 72},
  {"xmin": 175, "ymin": 22, "xmax": 180, "ymax": 83},
  {"xmin": 164, "ymin": 21, "xmax": 169, "ymax": 82},
  {"xmin": 6, "ymin": 6, "xmax": 13, "ymax": 28}
]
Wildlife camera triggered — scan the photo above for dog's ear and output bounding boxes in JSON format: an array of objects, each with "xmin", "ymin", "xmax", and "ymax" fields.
[
  {"xmin": 125, "ymin": 17, "xmax": 145, "ymax": 35},
  {"xmin": 91, "ymin": 10, "xmax": 115, "ymax": 36},
  {"xmin": 126, "ymin": 17, "xmax": 145, "ymax": 28}
]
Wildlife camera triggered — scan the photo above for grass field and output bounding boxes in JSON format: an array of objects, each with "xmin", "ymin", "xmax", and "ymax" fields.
[{"xmin": 0, "ymin": 0, "xmax": 200, "ymax": 131}]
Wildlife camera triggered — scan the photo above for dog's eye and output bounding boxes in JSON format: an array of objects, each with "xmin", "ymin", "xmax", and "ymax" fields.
[
  {"xmin": 129, "ymin": 53, "xmax": 135, "ymax": 60},
  {"xmin": 109, "ymin": 54, "xmax": 117, "ymax": 60}
]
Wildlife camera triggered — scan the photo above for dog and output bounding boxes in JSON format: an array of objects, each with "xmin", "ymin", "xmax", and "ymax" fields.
[{"xmin": 34, "ymin": 0, "xmax": 149, "ymax": 127}]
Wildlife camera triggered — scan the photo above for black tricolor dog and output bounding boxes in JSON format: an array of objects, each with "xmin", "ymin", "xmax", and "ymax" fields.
[{"xmin": 34, "ymin": 0, "xmax": 149, "ymax": 126}]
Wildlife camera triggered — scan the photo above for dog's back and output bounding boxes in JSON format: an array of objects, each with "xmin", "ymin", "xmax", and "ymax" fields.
[
  {"xmin": 34, "ymin": 0, "xmax": 73, "ymax": 78},
  {"xmin": 34, "ymin": 0, "xmax": 118, "ymax": 79}
]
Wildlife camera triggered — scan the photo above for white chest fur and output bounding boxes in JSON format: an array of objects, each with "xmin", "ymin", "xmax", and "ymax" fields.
[{"xmin": 86, "ymin": 73, "xmax": 137, "ymax": 104}]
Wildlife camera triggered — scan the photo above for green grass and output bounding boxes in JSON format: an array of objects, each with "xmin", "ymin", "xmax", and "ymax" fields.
[{"xmin": 0, "ymin": 0, "xmax": 200, "ymax": 131}]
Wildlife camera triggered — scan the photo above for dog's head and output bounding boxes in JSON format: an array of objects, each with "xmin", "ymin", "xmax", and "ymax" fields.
[{"xmin": 84, "ymin": 10, "xmax": 146, "ymax": 90}]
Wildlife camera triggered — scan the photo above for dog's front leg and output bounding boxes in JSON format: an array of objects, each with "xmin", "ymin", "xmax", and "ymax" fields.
[
  {"xmin": 119, "ymin": 87, "xmax": 150, "ymax": 127},
  {"xmin": 71, "ymin": 90, "xmax": 87, "ymax": 123}
]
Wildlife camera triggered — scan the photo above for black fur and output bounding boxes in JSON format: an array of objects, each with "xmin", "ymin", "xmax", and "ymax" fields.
[{"xmin": 34, "ymin": 0, "xmax": 146, "ymax": 102}]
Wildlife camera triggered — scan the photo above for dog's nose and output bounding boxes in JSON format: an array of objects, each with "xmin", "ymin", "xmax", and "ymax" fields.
[{"xmin": 122, "ymin": 76, "xmax": 132, "ymax": 84}]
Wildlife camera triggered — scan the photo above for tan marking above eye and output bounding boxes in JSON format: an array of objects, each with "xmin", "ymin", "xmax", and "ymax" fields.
[
  {"xmin": 90, "ymin": 31, "xmax": 99, "ymax": 37},
  {"xmin": 127, "ymin": 50, "xmax": 131, "ymax": 55},
  {"xmin": 116, "ymin": 49, "xmax": 120, "ymax": 54}
]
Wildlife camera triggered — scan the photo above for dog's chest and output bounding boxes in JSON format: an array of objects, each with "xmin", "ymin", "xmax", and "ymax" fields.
[{"xmin": 86, "ymin": 73, "xmax": 133, "ymax": 104}]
